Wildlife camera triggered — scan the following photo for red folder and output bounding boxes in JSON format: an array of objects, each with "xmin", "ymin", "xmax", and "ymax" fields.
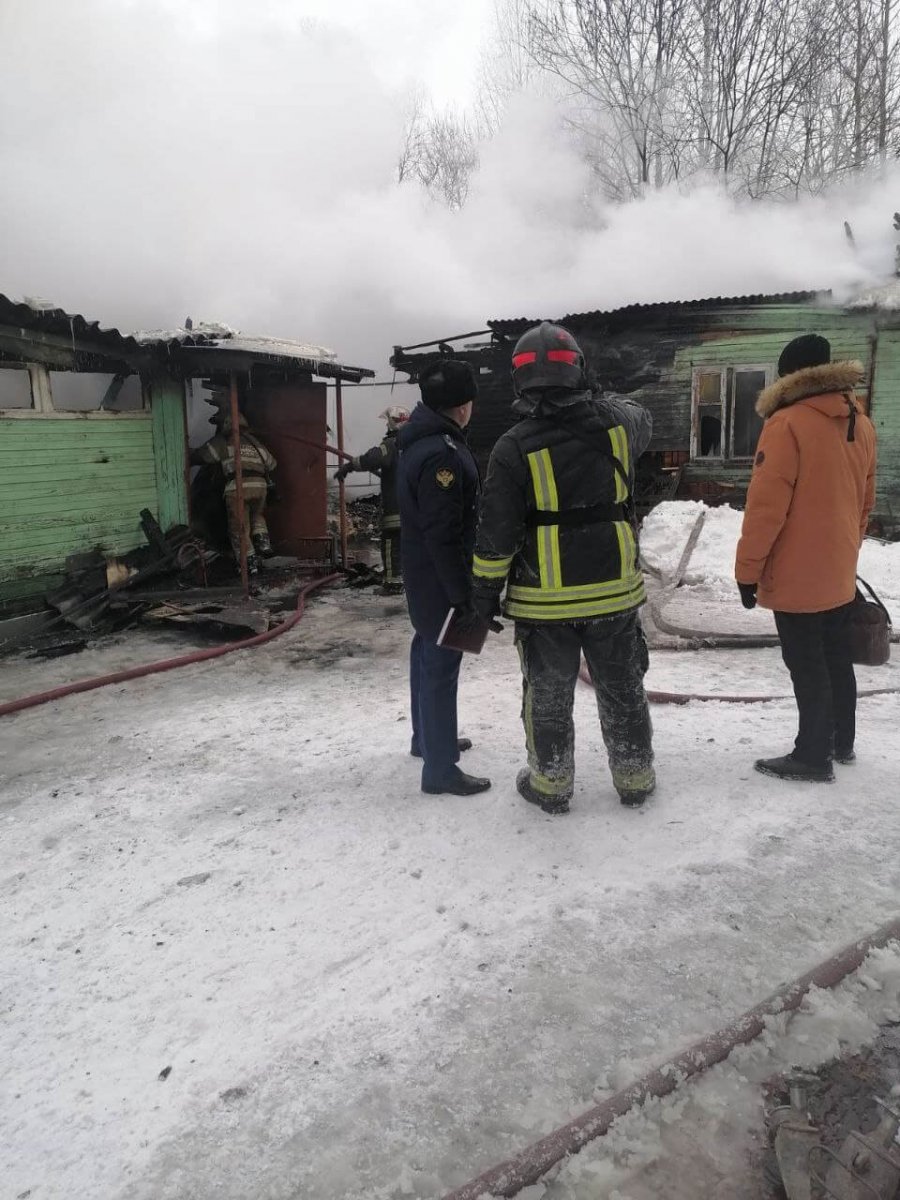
[{"xmin": 436, "ymin": 606, "xmax": 490, "ymax": 654}]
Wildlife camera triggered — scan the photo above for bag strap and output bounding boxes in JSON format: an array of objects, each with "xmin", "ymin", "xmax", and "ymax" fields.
[
  {"xmin": 857, "ymin": 575, "xmax": 892, "ymax": 625},
  {"xmin": 842, "ymin": 392, "xmax": 857, "ymax": 443}
]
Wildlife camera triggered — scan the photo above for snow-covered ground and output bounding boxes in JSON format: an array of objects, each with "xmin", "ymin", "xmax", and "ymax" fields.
[{"xmin": 3, "ymin": 503, "xmax": 900, "ymax": 1199}]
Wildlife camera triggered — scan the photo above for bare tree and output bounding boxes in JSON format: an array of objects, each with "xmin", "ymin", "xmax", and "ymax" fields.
[
  {"xmin": 475, "ymin": 0, "xmax": 545, "ymax": 133},
  {"xmin": 681, "ymin": 0, "xmax": 817, "ymax": 191},
  {"xmin": 528, "ymin": 0, "xmax": 691, "ymax": 197},
  {"xmin": 396, "ymin": 97, "xmax": 479, "ymax": 209},
  {"xmin": 397, "ymin": 86, "xmax": 430, "ymax": 185},
  {"xmin": 463, "ymin": 0, "xmax": 900, "ymax": 203}
]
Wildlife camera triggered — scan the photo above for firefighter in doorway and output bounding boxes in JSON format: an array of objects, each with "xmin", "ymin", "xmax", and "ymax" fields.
[
  {"xmin": 192, "ymin": 407, "xmax": 277, "ymax": 575},
  {"xmin": 335, "ymin": 405, "xmax": 409, "ymax": 595}
]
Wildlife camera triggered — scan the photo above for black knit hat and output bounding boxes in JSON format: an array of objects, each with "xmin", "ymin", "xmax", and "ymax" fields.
[
  {"xmin": 778, "ymin": 334, "xmax": 831, "ymax": 378},
  {"xmin": 418, "ymin": 359, "xmax": 478, "ymax": 410}
]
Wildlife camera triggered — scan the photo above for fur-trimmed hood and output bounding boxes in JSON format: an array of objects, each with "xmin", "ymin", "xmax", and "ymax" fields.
[{"xmin": 756, "ymin": 360, "xmax": 864, "ymax": 418}]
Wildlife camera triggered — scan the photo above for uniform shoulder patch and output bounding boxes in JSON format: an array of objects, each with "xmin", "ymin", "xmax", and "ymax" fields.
[{"xmin": 436, "ymin": 467, "xmax": 455, "ymax": 489}]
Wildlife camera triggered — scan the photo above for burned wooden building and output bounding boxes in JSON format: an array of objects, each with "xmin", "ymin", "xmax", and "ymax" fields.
[
  {"xmin": 390, "ymin": 291, "xmax": 900, "ymax": 533},
  {"xmin": 0, "ymin": 295, "xmax": 372, "ymax": 614}
]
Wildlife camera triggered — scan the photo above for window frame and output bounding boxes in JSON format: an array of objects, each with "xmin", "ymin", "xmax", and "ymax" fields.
[
  {"xmin": 690, "ymin": 368, "xmax": 726, "ymax": 460},
  {"xmin": 691, "ymin": 363, "xmax": 774, "ymax": 462},
  {"xmin": 0, "ymin": 362, "xmax": 37, "ymax": 411},
  {"xmin": 727, "ymin": 363, "xmax": 774, "ymax": 460}
]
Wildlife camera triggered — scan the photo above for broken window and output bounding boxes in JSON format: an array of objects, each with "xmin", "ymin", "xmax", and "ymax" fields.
[
  {"xmin": 692, "ymin": 365, "xmax": 771, "ymax": 461},
  {"xmin": 0, "ymin": 364, "xmax": 33, "ymax": 409},
  {"xmin": 695, "ymin": 371, "xmax": 724, "ymax": 457},
  {"xmin": 731, "ymin": 369, "xmax": 766, "ymax": 458},
  {"xmin": 48, "ymin": 371, "xmax": 144, "ymax": 411}
]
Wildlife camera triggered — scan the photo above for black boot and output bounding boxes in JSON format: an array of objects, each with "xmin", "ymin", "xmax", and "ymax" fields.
[
  {"xmin": 516, "ymin": 768, "xmax": 570, "ymax": 815},
  {"xmin": 754, "ymin": 753, "xmax": 834, "ymax": 783},
  {"xmin": 613, "ymin": 765, "xmax": 656, "ymax": 808},
  {"xmin": 253, "ymin": 532, "xmax": 274, "ymax": 558},
  {"xmin": 422, "ymin": 766, "xmax": 491, "ymax": 796},
  {"xmin": 833, "ymin": 747, "xmax": 856, "ymax": 764},
  {"xmin": 411, "ymin": 737, "xmax": 472, "ymax": 759}
]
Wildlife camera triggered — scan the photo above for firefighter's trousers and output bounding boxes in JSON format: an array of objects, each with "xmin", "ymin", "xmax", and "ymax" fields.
[
  {"xmin": 514, "ymin": 610, "xmax": 654, "ymax": 802},
  {"xmin": 380, "ymin": 527, "xmax": 402, "ymax": 584},
  {"xmin": 224, "ymin": 477, "xmax": 269, "ymax": 561}
]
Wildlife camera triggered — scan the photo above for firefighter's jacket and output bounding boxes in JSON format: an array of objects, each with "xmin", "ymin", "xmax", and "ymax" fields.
[
  {"xmin": 193, "ymin": 428, "xmax": 276, "ymax": 494},
  {"xmin": 473, "ymin": 388, "xmax": 652, "ymax": 622},
  {"xmin": 351, "ymin": 432, "xmax": 400, "ymax": 530}
]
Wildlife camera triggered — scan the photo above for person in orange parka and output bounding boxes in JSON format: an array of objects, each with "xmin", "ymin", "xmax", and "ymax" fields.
[{"xmin": 734, "ymin": 334, "xmax": 876, "ymax": 783}]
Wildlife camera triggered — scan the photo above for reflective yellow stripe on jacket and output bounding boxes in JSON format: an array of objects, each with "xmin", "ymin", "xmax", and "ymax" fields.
[
  {"xmin": 504, "ymin": 438, "xmax": 644, "ymax": 621},
  {"xmin": 608, "ymin": 424, "xmax": 630, "ymax": 502},
  {"xmin": 528, "ymin": 448, "xmax": 562, "ymax": 590},
  {"xmin": 473, "ymin": 553, "xmax": 513, "ymax": 580}
]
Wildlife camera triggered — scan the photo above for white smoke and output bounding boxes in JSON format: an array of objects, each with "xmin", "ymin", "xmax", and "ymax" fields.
[{"xmin": 1, "ymin": 0, "xmax": 897, "ymax": 452}]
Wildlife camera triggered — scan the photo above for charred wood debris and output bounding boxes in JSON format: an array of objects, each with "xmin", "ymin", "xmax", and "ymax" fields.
[{"xmin": 2, "ymin": 494, "xmax": 390, "ymax": 660}]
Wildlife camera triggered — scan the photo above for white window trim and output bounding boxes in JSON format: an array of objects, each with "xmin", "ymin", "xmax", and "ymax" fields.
[
  {"xmin": 30, "ymin": 364, "xmax": 53, "ymax": 412},
  {"xmin": 690, "ymin": 367, "xmax": 726, "ymax": 460},
  {"xmin": 691, "ymin": 363, "xmax": 774, "ymax": 462}
]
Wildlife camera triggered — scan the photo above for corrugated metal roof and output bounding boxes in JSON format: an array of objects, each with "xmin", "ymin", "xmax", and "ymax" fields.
[
  {"xmin": 0, "ymin": 293, "xmax": 149, "ymax": 357},
  {"xmin": 0, "ymin": 295, "xmax": 374, "ymax": 380},
  {"xmin": 170, "ymin": 340, "xmax": 374, "ymax": 382},
  {"xmin": 488, "ymin": 291, "xmax": 828, "ymax": 336},
  {"xmin": 137, "ymin": 324, "xmax": 373, "ymax": 380}
]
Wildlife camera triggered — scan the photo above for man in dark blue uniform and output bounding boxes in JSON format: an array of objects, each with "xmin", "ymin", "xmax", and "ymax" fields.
[{"xmin": 397, "ymin": 359, "xmax": 491, "ymax": 797}]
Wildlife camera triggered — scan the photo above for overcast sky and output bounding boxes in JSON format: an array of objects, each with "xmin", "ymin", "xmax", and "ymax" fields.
[
  {"xmin": 287, "ymin": 0, "xmax": 493, "ymax": 108},
  {"xmin": 0, "ymin": 0, "xmax": 895, "ymax": 450},
  {"xmin": 165, "ymin": 0, "xmax": 494, "ymax": 108}
]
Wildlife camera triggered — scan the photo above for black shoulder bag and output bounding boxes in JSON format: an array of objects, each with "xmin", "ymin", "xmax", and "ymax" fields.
[{"xmin": 849, "ymin": 576, "xmax": 892, "ymax": 665}]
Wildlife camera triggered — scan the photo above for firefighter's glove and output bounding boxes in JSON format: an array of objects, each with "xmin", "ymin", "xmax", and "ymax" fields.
[
  {"xmin": 477, "ymin": 592, "xmax": 504, "ymax": 633},
  {"xmin": 334, "ymin": 462, "xmax": 353, "ymax": 482},
  {"xmin": 450, "ymin": 601, "xmax": 499, "ymax": 637},
  {"xmin": 452, "ymin": 602, "xmax": 481, "ymax": 636},
  {"xmin": 462, "ymin": 594, "xmax": 504, "ymax": 634},
  {"xmin": 738, "ymin": 582, "xmax": 758, "ymax": 610}
]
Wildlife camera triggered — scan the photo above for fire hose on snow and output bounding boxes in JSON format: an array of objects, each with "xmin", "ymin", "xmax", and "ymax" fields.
[
  {"xmin": 599, "ymin": 510, "xmax": 900, "ymax": 704},
  {"xmin": 441, "ymin": 918, "xmax": 900, "ymax": 1200},
  {"xmin": 0, "ymin": 573, "xmax": 340, "ymax": 720}
]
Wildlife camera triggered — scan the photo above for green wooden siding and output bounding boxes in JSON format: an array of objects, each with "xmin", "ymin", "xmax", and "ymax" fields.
[
  {"xmin": 671, "ymin": 313, "xmax": 874, "ymax": 445},
  {"xmin": 870, "ymin": 330, "xmax": 900, "ymax": 526},
  {"xmin": 0, "ymin": 416, "xmax": 160, "ymax": 602},
  {"xmin": 150, "ymin": 379, "xmax": 188, "ymax": 529}
]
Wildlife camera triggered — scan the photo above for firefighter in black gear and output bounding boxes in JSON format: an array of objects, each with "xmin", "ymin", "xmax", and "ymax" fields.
[
  {"xmin": 472, "ymin": 322, "xmax": 655, "ymax": 813},
  {"xmin": 334, "ymin": 405, "xmax": 408, "ymax": 594},
  {"xmin": 397, "ymin": 359, "xmax": 491, "ymax": 797}
]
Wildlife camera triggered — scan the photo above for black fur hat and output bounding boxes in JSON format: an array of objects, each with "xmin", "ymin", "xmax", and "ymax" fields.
[
  {"xmin": 419, "ymin": 359, "xmax": 478, "ymax": 410},
  {"xmin": 778, "ymin": 334, "xmax": 831, "ymax": 378}
]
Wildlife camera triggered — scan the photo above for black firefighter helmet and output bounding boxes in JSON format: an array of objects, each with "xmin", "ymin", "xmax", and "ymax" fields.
[{"xmin": 511, "ymin": 321, "xmax": 585, "ymax": 395}]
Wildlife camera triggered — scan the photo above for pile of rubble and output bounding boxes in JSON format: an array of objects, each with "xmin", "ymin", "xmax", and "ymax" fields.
[{"xmin": 1, "ymin": 511, "xmax": 312, "ymax": 660}]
